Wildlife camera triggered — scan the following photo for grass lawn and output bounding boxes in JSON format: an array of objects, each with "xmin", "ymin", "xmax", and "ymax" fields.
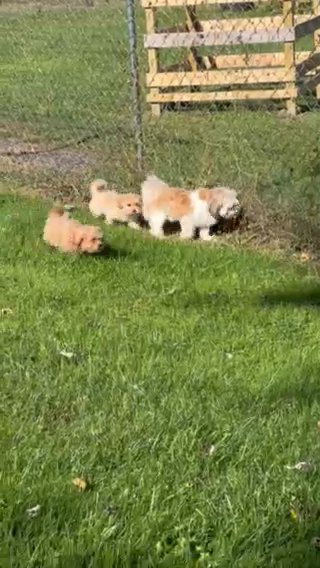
[
  {"xmin": 2, "ymin": 3, "xmax": 320, "ymax": 566},
  {"xmin": 2, "ymin": 191, "xmax": 320, "ymax": 567}
]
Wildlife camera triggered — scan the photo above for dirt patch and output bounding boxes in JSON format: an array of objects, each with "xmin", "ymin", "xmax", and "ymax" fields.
[
  {"xmin": 2, "ymin": 150, "xmax": 93, "ymax": 173},
  {"xmin": 0, "ymin": 138, "xmax": 95, "ymax": 174}
]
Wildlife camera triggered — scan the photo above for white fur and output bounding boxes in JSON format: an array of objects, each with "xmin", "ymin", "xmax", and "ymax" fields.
[
  {"xmin": 142, "ymin": 176, "xmax": 171, "ymax": 237},
  {"xmin": 190, "ymin": 191, "xmax": 218, "ymax": 228},
  {"xmin": 149, "ymin": 212, "xmax": 167, "ymax": 237},
  {"xmin": 143, "ymin": 181, "xmax": 217, "ymax": 239},
  {"xmin": 199, "ymin": 227, "xmax": 213, "ymax": 241},
  {"xmin": 141, "ymin": 175, "xmax": 169, "ymax": 213},
  {"xmin": 142, "ymin": 175, "xmax": 239, "ymax": 240},
  {"xmin": 214, "ymin": 187, "xmax": 240, "ymax": 219}
]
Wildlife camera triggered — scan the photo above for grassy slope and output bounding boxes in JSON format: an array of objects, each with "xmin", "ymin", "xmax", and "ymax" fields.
[
  {"xmin": 2, "ymin": 192, "xmax": 320, "ymax": 566},
  {"xmin": 1, "ymin": 7, "xmax": 320, "ymax": 213}
]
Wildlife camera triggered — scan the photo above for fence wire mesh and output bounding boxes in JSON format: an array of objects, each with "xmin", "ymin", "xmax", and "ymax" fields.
[
  {"xmin": 138, "ymin": 0, "xmax": 320, "ymax": 251},
  {"xmin": 1, "ymin": 0, "xmax": 320, "ymax": 251},
  {"xmin": 0, "ymin": 0, "xmax": 141, "ymax": 198},
  {"xmin": 141, "ymin": 0, "xmax": 320, "ymax": 117}
]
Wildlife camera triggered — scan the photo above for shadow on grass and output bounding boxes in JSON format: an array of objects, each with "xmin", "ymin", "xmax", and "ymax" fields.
[
  {"xmin": 94, "ymin": 245, "xmax": 132, "ymax": 260},
  {"xmin": 160, "ymin": 289, "xmax": 237, "ymax": 311},
  {"xmin": 257, "ymin": 370, "xmax": 320, "ymax": 410},
  {"xmin": 261, "ymin": 285, "xmax": 320, "ymax": 308},
  {"xmin": 74, "ymin": 245, "xmax": 134, "ymax": 262}
]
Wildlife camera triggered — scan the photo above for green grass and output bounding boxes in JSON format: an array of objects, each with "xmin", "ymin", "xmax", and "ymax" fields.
[
  {"xmin": 2, "ymin": 3, "xmax": 320, "ymax": 567},
  {"xmin": 2, "ymin": 191, "xmax": 320, "ymax": 567},
  {"xmin": 1, "ymin": 3, "xmax": 320, "ymax": 251}
]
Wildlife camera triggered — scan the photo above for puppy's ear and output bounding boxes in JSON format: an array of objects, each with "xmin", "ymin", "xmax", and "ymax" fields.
[
  {"xmin": 117, "ymin": 196, "xmax": 124, "ymax": 209},
  {"xmin": 198, "ymin": 188, "xmax": 211, "ymax": 202},
  {"xmin": 198, "ymin": 188, "xmax": 222, "ymax": 216},
  {"xmin": 208, "ymin": 192, "xmax": 223, "ymax": 217}
]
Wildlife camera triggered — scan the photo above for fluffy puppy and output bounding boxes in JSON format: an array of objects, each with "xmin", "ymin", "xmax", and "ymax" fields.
[
  {"xmin": 141, "ymin": 175, "xmax": 240, "ymax": 240},
  {"xmin": 43, "ymin": 207, "xmax": 103, "ymax": 254},
  {"xmin": 89, "ymin": 179, "xmax": 142, "ymax": 230}
]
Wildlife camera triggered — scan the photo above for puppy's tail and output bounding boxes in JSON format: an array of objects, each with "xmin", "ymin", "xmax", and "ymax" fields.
[
  {"xmin": 141, "ymin": 175, "xmax": 170, "ymax": 205},
  {"xmin": 48, "ymin": 206, "xmax": 65, "ymax": 218},
  {"xmin": 89, "ymin": 179, "xmax": 108, "ymax": 196}
]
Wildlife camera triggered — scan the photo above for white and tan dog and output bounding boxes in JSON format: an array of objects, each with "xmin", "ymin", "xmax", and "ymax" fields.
[
  {"xmin": 141, "ymin": 175, "xmax": 240, "ymax": 240},
  {"xmin": 89, "ymin": 179, "xmax": 142, "ymax": 230}
]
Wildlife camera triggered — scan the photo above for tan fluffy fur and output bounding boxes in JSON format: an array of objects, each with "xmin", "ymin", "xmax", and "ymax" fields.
[
  {"xmin": 141, "ymin": 175, "xmax": 240, "ymax": 240},
  {"xmin": 89, "ymin": 179, "xmax": 142, "ymax": 229},
  {"xmin": 43, "ymin": 207, "xmax": 103, "ymax": 254}
]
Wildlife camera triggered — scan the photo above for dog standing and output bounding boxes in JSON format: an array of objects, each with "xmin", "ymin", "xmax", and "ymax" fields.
[
  {"xmin": 89, "ymin": 179, "xmax": 142, "ymax": 230},
  {"xmin": 141, "ymin": 175, "xmax": 240, "ymax": 240}
]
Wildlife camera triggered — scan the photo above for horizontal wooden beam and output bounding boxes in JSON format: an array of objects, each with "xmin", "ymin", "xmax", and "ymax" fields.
[
  {"xmin": 212, "ymin": 50, "xmax": 311, "ymax": 69},
  {"xmin": 144, "ymin": 28, "xmax": 295, "ymax": 48},
  {"xmin": 198, "ymin": 14, "xmax": 310, "ymax": 33},
  {"xmin": 142, "ymin": 0, "xmax": 269, "ymax": 6},
  {"xmin": 147, "ymin": 87, "xmax": 297, "ymax": 102},
  {"xmin": 162, "ymin": 51, "xmax": 312, "ymax": 71},
  {"xmin": 159, "ymin": 15, "xmax": 312, "ymax": 35},
  {"xmin": 147, "ymin": 68, "xmax": 293, "ymax": 87},
  {"xmin": 295, "ymin": 15, "xmax": 320, "ymax": 39},
  {"xmin": 296, "ymin": 52, "xmax": 320, "ymax": 75}
]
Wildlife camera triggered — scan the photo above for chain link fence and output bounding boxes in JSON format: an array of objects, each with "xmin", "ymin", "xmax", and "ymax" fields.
[
  {"xmin": 138, "ymin": 0, "xmax": 320, "ymax": 251},
  {"xmin": 141, "ymin": 0, "xmax": 320, "ymax": 115},
  {"xmin": 1, "ymin": 0, "xmax": 320, "ymax": 250},
  {"xmin": 0, "ymin": 0, "xmax": 142, "ymax": 198}
]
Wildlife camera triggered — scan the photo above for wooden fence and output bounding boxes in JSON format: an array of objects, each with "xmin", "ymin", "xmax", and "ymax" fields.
[{"xmin": 142, "ymin": 0, "xmax": 320, "ymax": 115}]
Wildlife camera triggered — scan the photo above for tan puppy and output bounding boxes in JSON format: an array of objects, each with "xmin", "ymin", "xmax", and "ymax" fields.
[
  {"xmin": 89, "ymin": 179, "xmax": 142, "ymax": 230},
  {"xmin": 141, "ymin": 175, "xmax": 240, "ymax": 240},
  {"xmin": 43, "ymin": 207, "xmax": 103, "ymax": 254}
]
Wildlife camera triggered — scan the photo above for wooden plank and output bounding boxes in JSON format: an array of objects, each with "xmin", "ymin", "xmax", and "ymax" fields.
[
  {"xmin": 147, "ymin": 88, "xmax": 297, "ymax": 102},
  {"xmin": 141, "ymin": 0, "xmax": 269, "ymax": 6},
  {"xmin": 295, "ymin": 14, "xmax": 320, "ymax": 38},
  {"xmin": 144, "ymin": 28, "xmax": 295, "ymax": 48},
  {"xmin": 296, "ymin": 52, "xmax": 320, "ymax": 75},
  {"xmin": 145, "ymin": 8, "xmax": 161, "ymax": 117},
  {"xmin": 147, "ymin": 68, "xmax": 293, "ymax": 87},
  {"xmin": 213, "ymin": 51, "xmax": 311, "ymax": 69},
  {"xmin": 199, "ymin": 14, "xmax": 311, "ymax": 33},
  {"xmin": 185, "ymin": 6, "xmax": 214, "ymax": 70},
  {"xmin": 161, "ymin": 51, "xmax": 314, "ymax": 72},
  {"xmin": 159, "ymin": 15, "xmax": 311, "ymax": 34},
  {"xmin": 313, "ymin": 0, "xmax": 320, "ymax": 98},
  {"xmin": 185, "ymin": 6, "xmax": 202, "ymax": 71},
  {"xmin": 283, "ymin": 0, "xmax": 296, "ymax": 115},
  {"xmin": 214, "ymin": 53, "xmax": 284, "ymax": 69}
]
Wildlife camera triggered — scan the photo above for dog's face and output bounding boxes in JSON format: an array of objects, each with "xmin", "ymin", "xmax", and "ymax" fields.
[
  {"xmin": 203, "ymin": 188, "xmax": 240, "ymax": 221},
  {"xmin": 75, "ymin": 226, "xmax": 103, "ymax": 253},
  {"xmin": 118, "ymin": 194, "xmax": 142, "ymax": 218},
  {"xmin": 219, "ymin": 195, "xmax": 241, "ymax": 220}
]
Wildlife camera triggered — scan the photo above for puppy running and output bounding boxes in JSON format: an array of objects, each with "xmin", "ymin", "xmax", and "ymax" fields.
[
  {"xmin": 89, "ymin": 179, "xmax": 142, "ymax": 230},
  {"xmin": 43, "ymin": 207, "xmax": 103, "ymax": 254},
  {"xmin": 141, "ymin": 175, "xmax": 240, "ymax": 240}
]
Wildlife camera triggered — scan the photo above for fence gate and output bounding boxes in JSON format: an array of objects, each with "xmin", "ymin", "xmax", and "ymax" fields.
[{"xmin": 142, "ymin": 0, "xmax": 320, "ymax": 115}]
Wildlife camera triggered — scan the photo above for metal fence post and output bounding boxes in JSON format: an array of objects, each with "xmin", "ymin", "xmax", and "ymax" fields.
[{"xmin": 126, "ymin": 0, "xmax": 144, "ymax": 173}]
